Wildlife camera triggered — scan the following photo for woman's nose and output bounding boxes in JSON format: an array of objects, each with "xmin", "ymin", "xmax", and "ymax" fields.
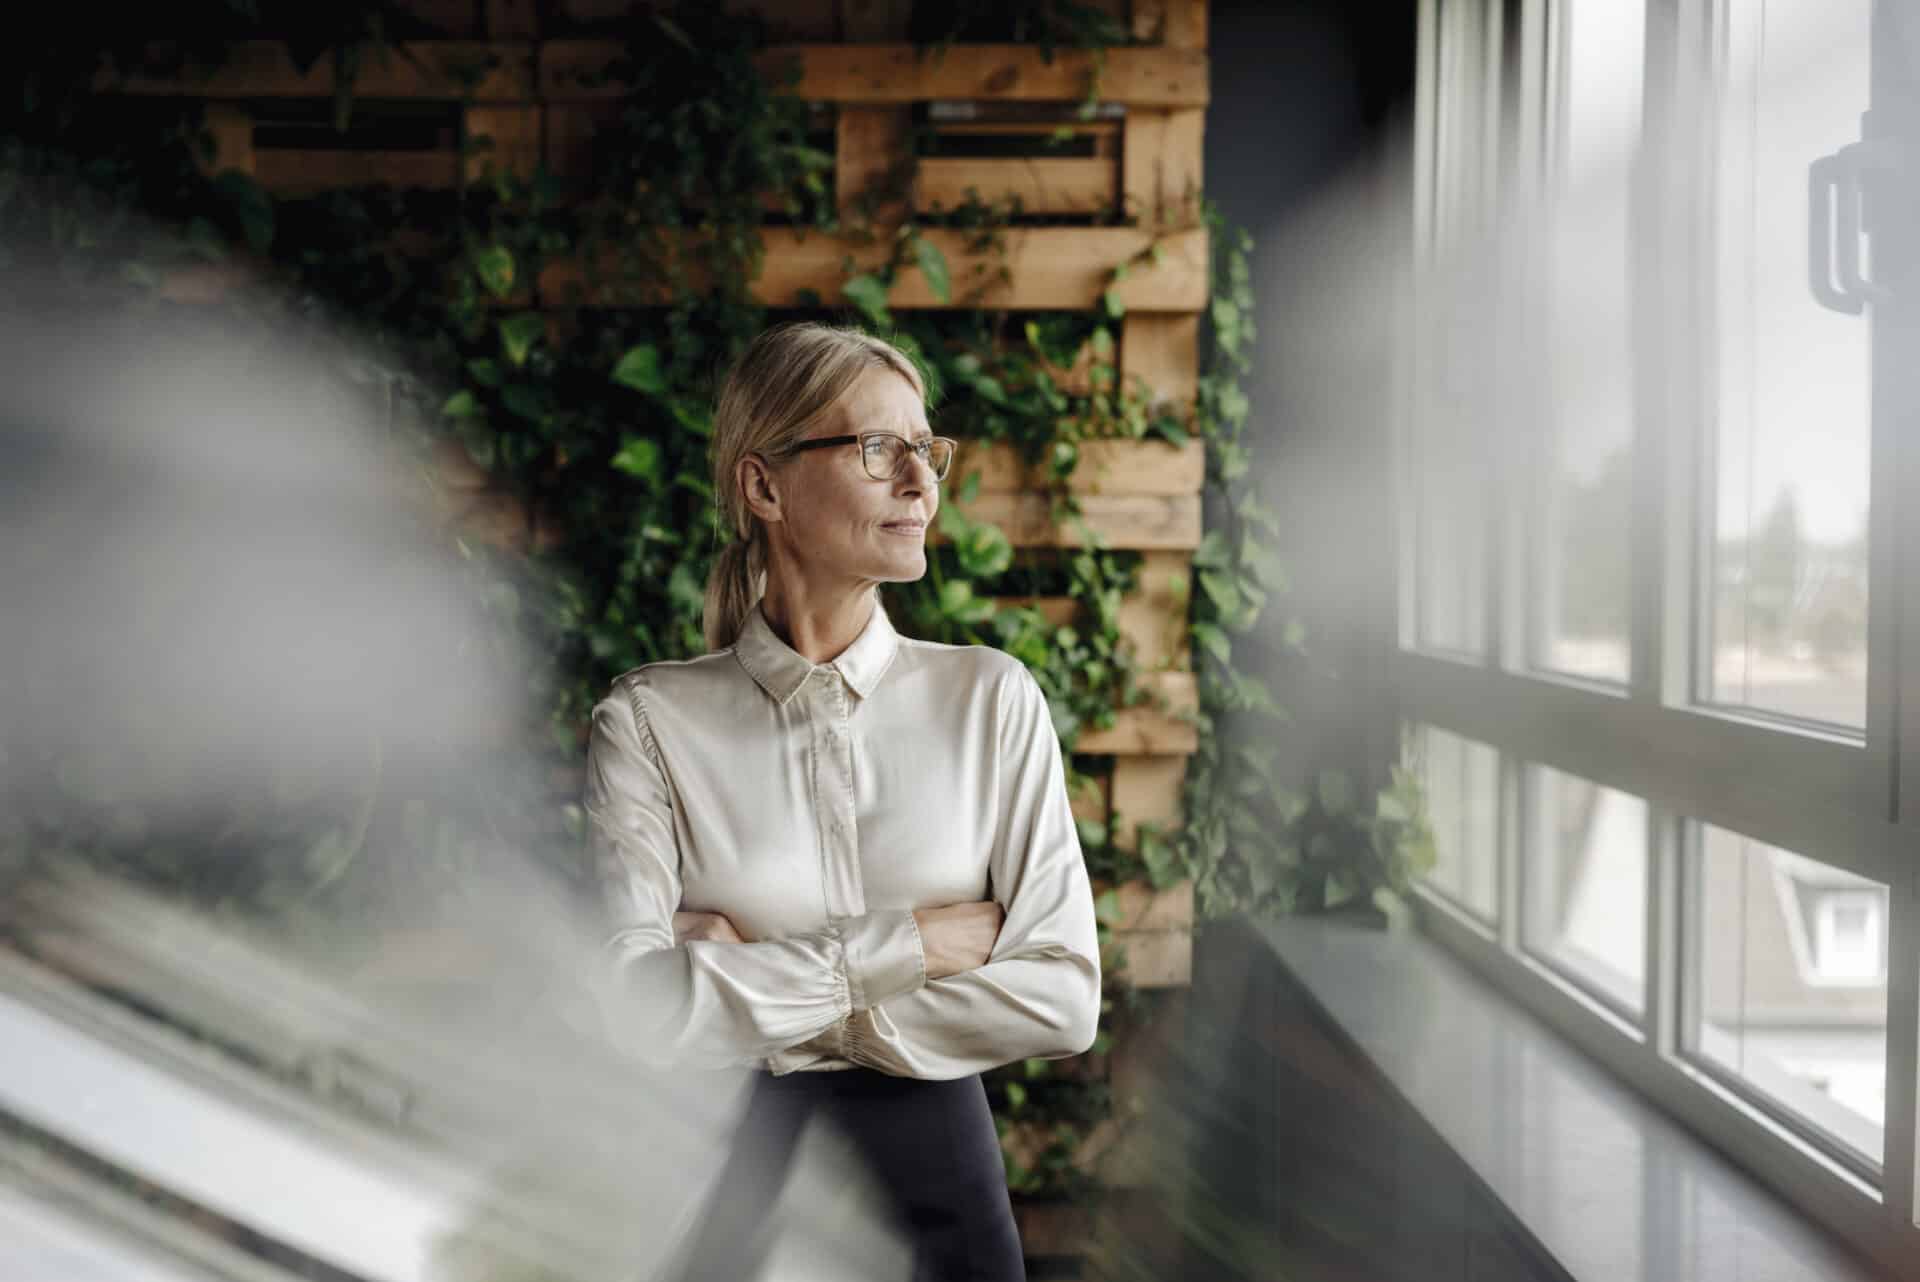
[{"xmin": 897, "ymin": 451, "xmax": 938, "ymax": 489}]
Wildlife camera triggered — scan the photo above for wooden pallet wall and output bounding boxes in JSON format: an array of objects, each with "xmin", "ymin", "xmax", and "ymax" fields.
[{"xmin": 109, "ymin": 1, "xmax": 1210, "ymax": 1001}]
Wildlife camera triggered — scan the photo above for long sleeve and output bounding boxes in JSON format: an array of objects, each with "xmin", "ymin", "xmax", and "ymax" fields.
[
  {"xmin": 584, "ymin": 677, "xmax": 928, "ymax": 1071},
  {"xmin": 839, "ymin": 662, "xmax": 1102, "ymax": 1080}
]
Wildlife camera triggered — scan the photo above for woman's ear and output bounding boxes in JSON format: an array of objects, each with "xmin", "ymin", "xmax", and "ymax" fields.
[{"xmin": 739, "ymin": 452, "xmax": 784, "ymax": 527}]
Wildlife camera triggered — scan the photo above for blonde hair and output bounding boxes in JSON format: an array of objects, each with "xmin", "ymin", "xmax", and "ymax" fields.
[{"xmin": 701, "ymin": 321, "xmax": 930, "ymax": 652}]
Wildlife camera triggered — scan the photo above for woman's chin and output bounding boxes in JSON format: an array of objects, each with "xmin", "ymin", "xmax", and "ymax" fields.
[{"xmin": 866, "ymin": 548, "xmax": 928, "ymax": 583}]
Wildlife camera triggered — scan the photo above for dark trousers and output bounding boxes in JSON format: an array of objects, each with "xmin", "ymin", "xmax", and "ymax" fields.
[{"xmin": 670, "ymin": 1066, "xmax": 1027, "ymax": 1282}]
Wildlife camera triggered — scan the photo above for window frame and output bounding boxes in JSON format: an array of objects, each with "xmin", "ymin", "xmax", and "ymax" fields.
[{"xmin": 1397, "ymin": 0, "xmax": 1920, "ymax": 1269}]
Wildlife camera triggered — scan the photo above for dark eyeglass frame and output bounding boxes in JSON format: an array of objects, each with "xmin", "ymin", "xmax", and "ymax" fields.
[{"xmin": 778, "ymin": 432, "xmax": 957, "ymax": 482}]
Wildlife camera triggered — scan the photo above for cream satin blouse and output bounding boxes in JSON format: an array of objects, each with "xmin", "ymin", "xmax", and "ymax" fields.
[{"xmin": 583, "ymin": 594, "xmax": 1102, "ymax": 1080}]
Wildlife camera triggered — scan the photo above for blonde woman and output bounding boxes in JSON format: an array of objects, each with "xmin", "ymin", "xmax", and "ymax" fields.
[{"xmin": 583, "ymin": 321, "xmax": 1101, "ymax": 1280}]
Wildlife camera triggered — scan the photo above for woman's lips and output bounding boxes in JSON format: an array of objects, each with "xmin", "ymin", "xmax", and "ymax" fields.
[{"xmin": 880, "ymin": 521, "xmax": 926, "ymax": 537}]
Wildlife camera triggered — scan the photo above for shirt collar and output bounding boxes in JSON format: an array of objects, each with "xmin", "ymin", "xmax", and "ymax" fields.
[{"xmin": 734, "ymin": 595, "xmax": 901, "ymax": 706}]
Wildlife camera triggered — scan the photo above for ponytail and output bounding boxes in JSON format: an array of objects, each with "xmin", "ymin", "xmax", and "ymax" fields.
[{"xmin": 701, "ymin": 526, "xmax": 765, "ymax": 652}]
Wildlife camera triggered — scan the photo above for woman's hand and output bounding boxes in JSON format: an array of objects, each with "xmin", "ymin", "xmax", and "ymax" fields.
[
  {"xmin": 911, "ymin": 901, "xmax": 1006, "ymax": 980},
  {"xmin": 674, "ymin": 910, "xmax": 745, "ymax": 946}
]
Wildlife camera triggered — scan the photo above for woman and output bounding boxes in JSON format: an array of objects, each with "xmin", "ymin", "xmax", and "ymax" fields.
[{"xmin": 582, "ymin": 321, "xmax": 1102, "ymax": 1281}]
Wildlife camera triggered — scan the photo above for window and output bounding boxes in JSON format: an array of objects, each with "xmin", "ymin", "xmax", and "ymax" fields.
[
  {"xmin": 1688, "ymin": 825, "xmax": 1887, "ymax": 1170},
  {"xmin": 1528, "ymin": 0, "xmax": 1644, "ymax": 685},
  {"xmin": 1406, "ymin": 0, "xmax": 1503, "ymax": 658},
  {"xmin": 1702, "ymin": 0, "xmax": 1874, "ymax": 730},
  {"xmin": 1407, "ymin": 723, "xmax": 1500, "ymax": 924},
  {"xmin": 1521, "ymin": 765, "xmax": 1647, "ymax": 1015},
  {"xmin": 1403, "ymin": 0, "xmax": 1912, "ymax": 1266}
]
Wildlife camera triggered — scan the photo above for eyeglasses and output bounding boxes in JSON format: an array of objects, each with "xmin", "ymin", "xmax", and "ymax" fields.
[{"xmin": 780, "ymin": 432, "xmax": 957, "ymax": 482}]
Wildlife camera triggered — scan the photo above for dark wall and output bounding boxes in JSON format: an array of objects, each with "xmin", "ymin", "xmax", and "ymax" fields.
[{"xmin": 1203, "ymin": 0, "xmax": 1418, "ymax": 793}]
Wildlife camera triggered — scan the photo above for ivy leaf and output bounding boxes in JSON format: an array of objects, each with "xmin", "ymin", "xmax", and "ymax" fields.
[
  {"xmin": 842, "ymin": 273, "xmax": 891, "ymax": 327},
  {"xmin": 1193, "ymin": 530, "xmax": 1232, "ymax": 570},
  {"xmin": 612, "ymin": 344, "xmax": 667, "ymax": 395},
  {"xmin": 1191, "ymin": 621, "xmax": 1231, "ymax": 665},
  {"xmin": 471, "ymin": 245, "xmax": 515, "ymax": 299},
  {"xmin": 668, "ymin": 397, "xmax": 713, "ymax": 437},
  {"xmin": 498, "ymin": 312, "xmax": 545, "ymax": 368},
  {"xmin": 1101, "ymin": 286, "xmax": 1124, "ymax": 319},
  {"xmin": 467, "ymin": 357, "xmax": 503, "ymax": 389},
  {"xmin": 611, "ymin": 437, "xmax": 664, "ymax": 485},
  {"xmin": 1140, "ymin": 828, "xmax": 1182, "ymax": 888},
  {"xmin": 955, "ymin": 522, "xmax": 1012, "ymax": 577},
  {"xmin": 1198, "ymin": 569, "xmax": 1241, "ymax": 614},
  {"xmin": 1075, "ymin": 817, "xmax": 1108, "ymax": 850},
  {"xmin": 939, "ymin": 579, "xmax": 995, "ymax": 624},
  {"xmin": 913, "ymin": 236, "xmax": 952, "ymax": 304},
  {"xmin": 440, "ymin": 389, "xmax": 481, "ymax": 420}
]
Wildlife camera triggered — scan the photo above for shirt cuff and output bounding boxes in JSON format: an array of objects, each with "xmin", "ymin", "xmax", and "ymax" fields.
[{"xmin": 839, "ymin": 908, "xmax": 927, "ymax": 1012}]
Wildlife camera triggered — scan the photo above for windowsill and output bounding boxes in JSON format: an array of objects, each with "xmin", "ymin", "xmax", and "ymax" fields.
[{"xmin": 1248, "ymin": 913, "xmax": 1896, "ymax": 1282}]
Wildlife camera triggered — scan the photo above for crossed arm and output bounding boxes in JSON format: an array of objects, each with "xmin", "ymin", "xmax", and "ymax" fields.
[{"xmin": 585, "ymin": 665, "xmax": 1100, "ymax": 1079}]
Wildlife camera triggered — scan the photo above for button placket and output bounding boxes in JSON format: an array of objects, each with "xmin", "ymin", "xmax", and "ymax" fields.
[{"xmin": 811, "ymin": 668, "xmax": 866, "ymax": 923}]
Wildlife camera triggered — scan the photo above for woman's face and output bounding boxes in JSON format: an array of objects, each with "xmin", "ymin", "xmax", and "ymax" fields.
[{"xmin": 755, "ymin": 365, "xmax": 940, "ymax": 589}]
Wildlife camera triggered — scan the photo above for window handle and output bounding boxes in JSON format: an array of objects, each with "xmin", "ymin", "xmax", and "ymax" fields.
[
  {"xmin": 1808, "ymin": 153, "xmax": 1863, "ymax": 315},
  {"xmin": 1810, "ymin": 135, "xmax": 1903, "ymax": 314}
]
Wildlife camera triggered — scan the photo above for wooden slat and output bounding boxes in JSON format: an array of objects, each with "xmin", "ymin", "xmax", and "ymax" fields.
[
  {"xmin": 936, "ymin": 492, "xmax": 1201, "ymax": 551},
  {"xmin": 1069, "ymin": 767, "xmax": 1108, "ymax": 828},
  {"xmin": 538, "ymin": 225, "xmax": 1209, "ymax": 312},
  {"xmin": 99, "ymin": 40, "xmax": 1207, "ymax": 107},
  {"xmin": 1132, "ymin": 0, "xmax": 1209, "ymax": 48},
  {"xmin": 1117, "ymin": 549, "xmax": 1191, "ymax": 670},
  {"xmin": 101, "ymin": 41, "xmax": 538, "ymax": 100},
  {"xmin": 1119, "ymin": 312, "xmax": 1201, "ymax": 414},
  {"xmin": 1121, "ymin": 107, "xmax": 1204, "ymax": 229},
  {"xmin": 464, "ymin": 104, "xmax": 542, "ymax": 182},
  {"xmin": 1101, "ymin": 928, "xmax": 1191, "ymax": 987},
  {"xmin": 835, "ymin": 106, "xmax": 912, "ymax": 222},
  {"xmin": 996, "ymin": 596, "xmax": 1080, "ymax": 628},
  {"xmin": 252, "ymin": 148, "xmax": 462, "ymax": 194},
  {"xmin": 959, "ymin": 438, "xmax": 1203, "ymax": 496},
  {"xmin": 1074, "ymin": 670, "xmax": 1198, "ymax": 754},
  {"xmin": 916, "ymin": 157, "xmax": 1116, "ymax": 217},
  {"xmin": 1108, "ymin": 753, "xmax": 1189, "ymax": 851},
  {"xmin": 1089, "ymin": 877, "xmax": 1192, "ymax": 932},
  {"xmin": 198, "ymin": 104, "xmax": 254, "ymax": 177},
  {"xmin": 541, "ymin": 42, "xmax": 1208, "ymax": 106}
]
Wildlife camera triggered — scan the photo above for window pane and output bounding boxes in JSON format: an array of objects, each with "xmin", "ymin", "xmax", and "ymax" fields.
[
  {"xmin": 1531, "ymin": 0, "xmax": 1644, "ymax": 684},
  {"xmin": 1407, "ymin": 723, "xmax": 1500, "ymax": 921},
  {"xmin": 1411, "ymin": 0, "xmax": 1494, "ymax": 658},
  {"xmin": 1522, "ymin": 765, "xmax": 1647, "ymax": 1014},
  {"xmin": 1704, "ymin": 0, "xmax": 1872, "ymax": 728},
  {"xmin": 1690, "ymin": 823, "xmax": 1886, "ymax": 1167}
]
